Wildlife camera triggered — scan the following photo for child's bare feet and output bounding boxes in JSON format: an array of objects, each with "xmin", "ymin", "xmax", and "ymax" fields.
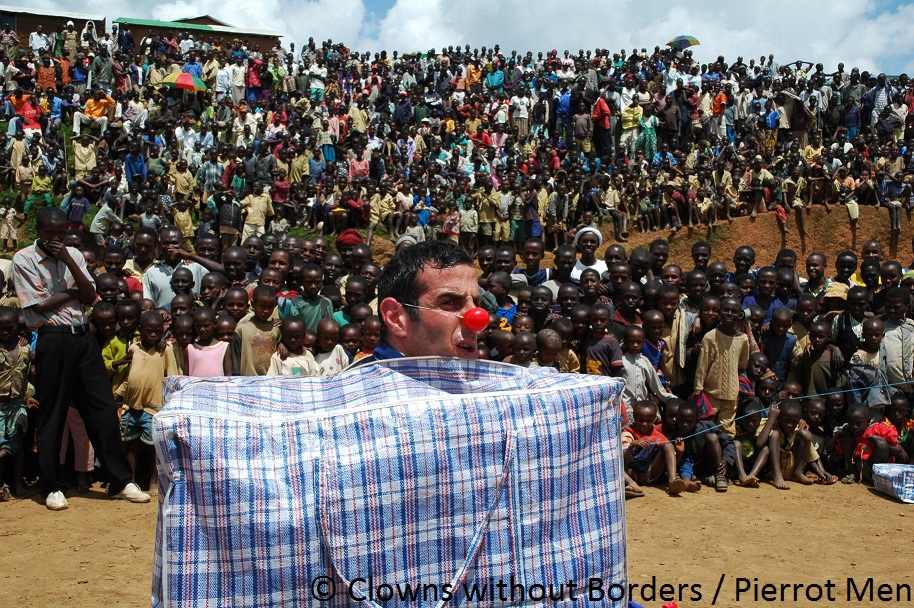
[
  {"xmin": 683, "ymin": 478, "xmax": 702, "ymax": 492},
  {"xmin": 791, "ymin": 469, "xmax": 814, "ymax": 485},
  {"xmin": 735, "ymin": 476, "xmax": 759, "ymax": 488},
  {"xmin": 773, "ymin": 479, "xmax": 791, "ymax": 490}
]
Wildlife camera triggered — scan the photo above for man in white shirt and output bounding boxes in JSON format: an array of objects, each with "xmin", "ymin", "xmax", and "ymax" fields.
[
  {"xmin": 28, "ymin": 25, "xmax": 51, "ymax": 54},
  {"xmin": 309, "ymin": 60, "xmax": 328, "ymax": 102},
  {"xmin": 215, "ymin": 62, "xmax": 232, "ymax": 101},
  {"xmin": 510, "ymin": 90, "xmax": 531, "ymax": 137}
]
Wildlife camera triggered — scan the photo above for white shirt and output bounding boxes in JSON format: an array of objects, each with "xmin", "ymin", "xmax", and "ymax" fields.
[
  {"xmin": 215, "ymin": 66, "xmax": 232, "ymax": 93},
  {"xmin": 29, "ymin": 31, "xmax": 50, "ymax": 53},
  {"xmin": 570, "ymin": 259, "xmax": 608, "ymax": 283},
  {"xmin": 510, "ymin": 95, "xmax": 531, "ymax": 119},
  {"xmin": 309, "ymin": 65, "xmax": 327, "ymax": 89}
]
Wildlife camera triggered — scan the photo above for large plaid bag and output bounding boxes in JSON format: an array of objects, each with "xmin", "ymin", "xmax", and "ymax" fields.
[
  {"xmin": 152, "ymin": 358, "xmax": 626, "ymax": 607},
  {"xmin": 873, "ymin": 463, "xmax": 914, "ymax": 503}
]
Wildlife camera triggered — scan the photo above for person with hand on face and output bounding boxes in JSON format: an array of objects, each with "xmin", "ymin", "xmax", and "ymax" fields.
[
  {"xmin": 11, "ymin": 208, "xmax": 150, "ymax": 511},
  {"xmin": 351, "ymin": 240, "xmax": 482, "ymax": 366},
  {"xmin": 142, "ymin": 227, "xmax": 206, "ymax": 308}
]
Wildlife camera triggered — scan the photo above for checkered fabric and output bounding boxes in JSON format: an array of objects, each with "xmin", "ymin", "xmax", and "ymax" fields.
[
  {"xmin": 152, "ymin": 358, "xmax": 626, "ymax": 607},
  {"xmin": 873, "ymin": 463, "xmax": 914, "ymax": 504}
]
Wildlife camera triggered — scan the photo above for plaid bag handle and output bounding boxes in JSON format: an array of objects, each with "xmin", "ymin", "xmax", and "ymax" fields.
[{"xmin": 318, "ymin": 432, "xmax": 516, "ymax": 608}]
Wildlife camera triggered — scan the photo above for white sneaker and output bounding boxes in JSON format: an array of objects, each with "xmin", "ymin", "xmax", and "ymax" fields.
[
  {"xmin": 45, "ymin": 491, "xmax": 69, "ymax": 511},
  {"xmin": 113, "ymin": 482, "xmax": 151, "ymax": 503}
]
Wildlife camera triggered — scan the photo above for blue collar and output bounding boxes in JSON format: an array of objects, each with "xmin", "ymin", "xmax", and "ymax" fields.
[{"xmin": 372, "ymin": 342, "xmax": 405, "ymax": 361}]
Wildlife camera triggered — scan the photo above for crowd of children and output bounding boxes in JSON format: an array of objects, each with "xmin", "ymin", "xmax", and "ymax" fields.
[{"xmin": 1, "ymin": 213, "xmax": 913, "ymax": 502}]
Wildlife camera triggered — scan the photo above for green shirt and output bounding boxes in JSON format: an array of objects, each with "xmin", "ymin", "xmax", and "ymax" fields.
[{"xmin": 280, "ymin": 295, "xmax": 333, "ymax": 334}]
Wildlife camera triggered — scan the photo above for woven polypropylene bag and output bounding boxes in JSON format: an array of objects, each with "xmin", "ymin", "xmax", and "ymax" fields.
[
  {"xmin": 152, "ymin": 358, "xmax": 627, "ymax": 607},
  {"xmin": 873, "ymin": 463, "xmax": 914, "ymax": 503}
]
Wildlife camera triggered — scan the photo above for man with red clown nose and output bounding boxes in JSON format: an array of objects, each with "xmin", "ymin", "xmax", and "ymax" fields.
[{"xmin": 350, "ymin": 240, "xmax": 486, "ymax": 366}]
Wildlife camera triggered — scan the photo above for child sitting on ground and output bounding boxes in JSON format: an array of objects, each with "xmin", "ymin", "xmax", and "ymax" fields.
[
  {"xmin": 115, "ymin": 311, "xmax": 179, "ymax": 492},
  {"xmin": 623, "ymin": 400, "xmax": 686, "ymax": 497},
  {"xmin": 731, "ymin": 399, "xmax": 769, "ymax": 488},
  {"xmin": 828, "ymin": 402, "xmax": 902, "ymax": 483},
  {"xmin": 658, "ymin": 398, "xmax": 681, "ymax": 439},
  {"xmin": 668, "ymin": 400, "xmax": 736, "ymax": 492},
  {"xmin": 886, "ymin": 393, "xmax": 913, "ymax": 463},
  {"xmin": 267, "ymin": 317, "xmax": 318, "ymax": 376},
  {"xmin": 805, "ymin": 397, "xmax": 830, "ymax": 458},
  {"xmin": 757, "ymin": 398, "xmax": 835, "ymax": 489}
]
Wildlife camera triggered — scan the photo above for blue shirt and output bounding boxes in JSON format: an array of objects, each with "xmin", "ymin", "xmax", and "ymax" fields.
[
  {"xmin": 183, "ymin": 62, "xmax": 203, "ymax": 78},
  {"xmin": 764, "ymin": 333, "xmax": 797, "ymax": 384},
  {"xmin": 124, "ymin": 153, "xmax": 147, "ymax": 182},
  {"xmin": 555, "ymin": 90, "xmax": 572, "ymax": 117}
]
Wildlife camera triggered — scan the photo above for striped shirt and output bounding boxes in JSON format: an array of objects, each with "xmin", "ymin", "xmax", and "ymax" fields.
[{"xmin": 12, "ymin": 243, "xmax": 92, "ymax": 330}]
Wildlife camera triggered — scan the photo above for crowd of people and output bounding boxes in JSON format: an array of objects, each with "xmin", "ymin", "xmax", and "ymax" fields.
[{"xmin": 0, "ymin": 23, "xmax": 912, "ymax": 508}]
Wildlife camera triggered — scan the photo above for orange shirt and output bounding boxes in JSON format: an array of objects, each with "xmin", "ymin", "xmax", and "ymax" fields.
[
  {"xmin": 713, "ymin": 92, "xmax": 727, "ymax": 116},
  {"xmin": 84, "ymin": 94, "xmax": 115, "ymax": 118}
]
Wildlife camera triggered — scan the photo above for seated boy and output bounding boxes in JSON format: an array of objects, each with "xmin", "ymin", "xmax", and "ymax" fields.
[
  {"xmin": 828, "ymin": 403, "xmax": 901, "ymax": 483},
  {"xmin": 622, "ymin": 400, "xmax": 685, "ymax": 496},
  {"xmin": 668, "ymin": 401, "xmax": 736, "ymax": 492},
  {"xmin": 731, "ymin": 399, "xmax": 770, "ymax": 488},
  {"xmin": 886, "ymin": 393, "xmax": 913, "ymax": 463},
  {"xmin": 757, "ymin": 398, "xmax": 834, "ymax": 489}
]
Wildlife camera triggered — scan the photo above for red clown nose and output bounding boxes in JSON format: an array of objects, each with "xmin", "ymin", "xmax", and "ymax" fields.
[{"xmin": 461, "ymin": 307, "xmax": 490, "ymax": 332}]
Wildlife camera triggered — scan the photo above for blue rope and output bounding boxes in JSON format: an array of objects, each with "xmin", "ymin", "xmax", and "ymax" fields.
[{"xmin": 655, "ymin": 379, "xmax": 912, "ymax": 444}]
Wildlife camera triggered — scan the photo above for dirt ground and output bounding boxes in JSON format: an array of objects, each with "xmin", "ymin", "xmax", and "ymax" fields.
[{"xmin": 1, "ymin": 481, "xmax": 909, "ymax": 608}]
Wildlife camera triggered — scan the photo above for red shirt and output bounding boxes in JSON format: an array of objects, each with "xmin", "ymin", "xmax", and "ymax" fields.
[{"xmin": 622, "ymin": 425, "xmax": 668, "ymax": 449}]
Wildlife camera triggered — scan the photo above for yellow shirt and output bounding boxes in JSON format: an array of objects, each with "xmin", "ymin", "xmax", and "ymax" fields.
[
  {"xmin": 174, "ymin": 170, "xmax": 195, "ymax": 197},
  {"xmin": 173, "ymin": 207, "xmax": 195, "ymax": 237},
  {"xmin": 117, "ymin": 343, "xmax": 180, "ymax": 414},
  {"xmin": 240, "ymin": 193, "xmax": 274, "ymax": 227}
]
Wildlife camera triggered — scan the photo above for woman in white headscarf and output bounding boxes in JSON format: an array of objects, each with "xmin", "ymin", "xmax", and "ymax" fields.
[
  {"xmin": 570, "ymin": 226, "xmax": 608, "ymax": 282},
  {"xmin": 80, "ymin": 21, "xmax": 98, "ymax": 51},
  {"xmin": 63, "ymin": 21, "xmax": 78, "ymax": 59}
]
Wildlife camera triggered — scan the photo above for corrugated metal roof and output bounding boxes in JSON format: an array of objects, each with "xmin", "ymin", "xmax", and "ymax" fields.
[
  {"xmin": 114, "ymin": 16, "xmax": 282, "ymax": 38},
  {"xmin": 113, "ymin": 18, "xmax": 213, "ymax": 32},
  {"xmin": 0, "ymin": 3, "xmax": 105, "ymax": 22},
  {"xmin": 175, "ymin": 15, "xmax": 231, "ymax": 27}
]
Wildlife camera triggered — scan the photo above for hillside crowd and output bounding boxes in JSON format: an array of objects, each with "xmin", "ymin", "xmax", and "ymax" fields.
[{"xmin": 0, "ymin": 23, "xmax": 912, "ymax": 507}]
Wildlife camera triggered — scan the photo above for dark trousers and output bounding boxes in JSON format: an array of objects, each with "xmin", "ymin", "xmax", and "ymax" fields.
[{"xmin": 35, "ymin": 330, "xmax": 132, "ymax": 495}]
